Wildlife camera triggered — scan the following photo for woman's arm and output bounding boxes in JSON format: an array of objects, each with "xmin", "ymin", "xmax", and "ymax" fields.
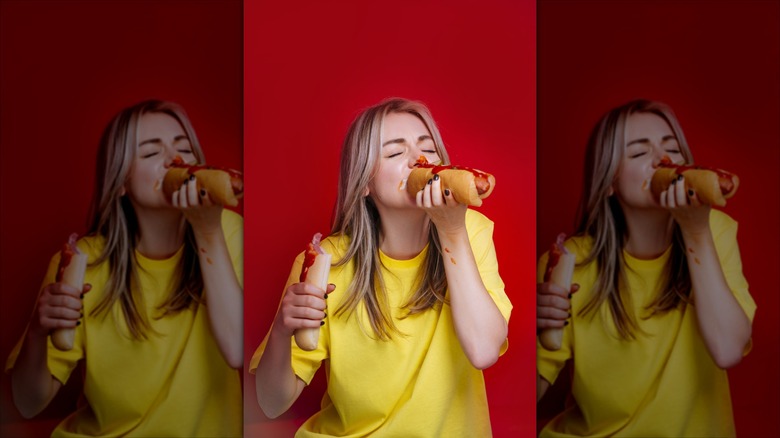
[
  {"xmin": 663, "ymin": 177, "xmax": 751, "ymax": 369},
  {"xmin": 11, "ymin": 281, "xmax": 86, "ymax": 418},
  {"xmin": 255, "ymin": 281, "xmax": 330, "ymax": 418},
  {"xmin": 175, "ymin": 182, "xmax": 243, "ymax": 369},
  {"xmin": 419, "ymin": 177, "xmax": 507, "ymax": 369}
]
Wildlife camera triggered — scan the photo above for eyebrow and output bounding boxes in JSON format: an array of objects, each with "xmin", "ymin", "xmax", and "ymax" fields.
[
  {"xmin": 381, "ymin": 134, "xmax": 433, "ymax": 147},
  {"xmin": 626, "ymin": 135, "xmax": 677, "ymax": 147},
  {"xmin": 138, "ymin": 135, "xmax": 189, "ymax": 147}
]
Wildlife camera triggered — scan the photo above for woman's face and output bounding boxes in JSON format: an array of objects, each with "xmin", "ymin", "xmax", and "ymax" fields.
[
  {"xmin": 124, "ymin": 112, "xmax": 197, "ymax": 209},
  {"xmin": 368, "ymin": 111, "xmax": 440, "ymax": 211},
  {"xmin": 612, "ymin": 112, "xmax": 684, "ymax": 209}
]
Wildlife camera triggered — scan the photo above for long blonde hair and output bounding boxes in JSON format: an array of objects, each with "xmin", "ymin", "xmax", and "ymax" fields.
[
  {"xmin": 576, "ymin": 99, "xmax": 694, "ymax": 339},
  {"xmin": 88, "ymin": 100, "xmax": 206, "ymax": 339},
  {"xmin": 331, "ymin": 98, "xmax": 451, "ymax": 340}
]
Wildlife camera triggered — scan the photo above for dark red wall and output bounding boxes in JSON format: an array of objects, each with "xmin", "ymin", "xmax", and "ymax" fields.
[
  {"xmin": 0, "ymin": 1, "xmax": 242, "ymax": 436},
  {"xmin": 536, "ymin": 1, "xmax": 780, "ymax": 436}
]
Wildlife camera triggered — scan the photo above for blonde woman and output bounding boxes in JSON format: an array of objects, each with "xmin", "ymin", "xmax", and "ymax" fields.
[
  {"xmin": 251, "ymin": 98, "xmax": 512, "ymax": 436},
  {"xmin": 6, "ymin": 100, "xmax": 243, "ymax": 437},
  {"xmin": 536, "ymin": 99, "xmax": 755, "ymax": 437}
]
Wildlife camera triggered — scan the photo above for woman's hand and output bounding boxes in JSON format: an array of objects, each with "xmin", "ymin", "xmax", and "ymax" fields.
[
  {"xmin": 171, "ymin": 175, "xmax": 223, "ymax": 236},
  {"xmin": 537, "ymin": 281, "xmax": 578, "ymax": 331},
  {"xmin": 272, "ymin": 282, "xmax": 334, "ymax": 338},
  {"xmin": 659, "ymin": 175, "xmax": 711, "ymax": 237},
  {"xmin": 30, "ymin": 282, "xmax": 91, "ymax": 338},
  {"xmin": 415, "ymin": 174, "xmax": 468, "ymax": 236}
]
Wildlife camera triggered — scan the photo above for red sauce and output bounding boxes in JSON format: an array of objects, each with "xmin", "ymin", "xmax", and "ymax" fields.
[
  {"xmin": 694, "ymin": 257, "xmax": 701, "ymax": 265},
  {"xmin": 544, "ymin": 248, "xmax": 561, "ymax": 283},
  {"xmin": 300, "ymin": 244, "xmax": 318, "ymax": 282},
  {"xmin": 414, "ymin": 156, "xmax": 490, "ymax": 180},
  {"xmin": 450, "ymin": 257, "xmax": 457, "ymax": 265},
  {"xmin": 206, "ymin": 257, "xmax": 213, "ymax": 265},
  {"xmin": 658, "ymin": 156, "xmax": 734, "ymax": 181},
  {"xmin": 170, "ymin": 156, "xmax": 244, "ymax": 182},
  {"xmin": 56, "ymin": 243, "xmax": 74, "ymax": 282},
  {"xmin": 444, "ymin": 247, "xmax": 450, "ymax": 253}
]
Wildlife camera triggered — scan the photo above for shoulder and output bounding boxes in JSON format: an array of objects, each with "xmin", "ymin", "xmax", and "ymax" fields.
[
  {"xmin": 75, "ymin": 235, "xmax": 106, "ymax": 261},
  {"xmin": 221, "ymin": 209, "xmax": 244, "ymax": 228},
  {"xmin": 465, "ymin": 209, "xmax": 495, "ymax": 234},
  {"xmin": 709, "ymin": 209, "xmax": 737, "ymax": 232},
  {"xmin": 319, "ymin": 233, "xmax": 350, "ymax": 260}
]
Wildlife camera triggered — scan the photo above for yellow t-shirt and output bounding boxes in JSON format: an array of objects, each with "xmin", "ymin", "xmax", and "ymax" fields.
[
  {"xmin": 250, "ymin": 209, "xmax": 512, "ymax": 437},
  {"xmin": 6, "ymin": 210, "xmax": 243, "ymax": 438},
  {"xmin": 537, "ymin": 209, "xmax": 756, "ymax": 437}
]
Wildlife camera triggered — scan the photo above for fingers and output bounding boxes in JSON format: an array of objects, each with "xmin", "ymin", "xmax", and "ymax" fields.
[
  {"xmin": 416, "ymin": 174, "xmax": 457, "ymax": 208},
  {"xmin": 36, "ymin": 283, "xmax": 86, "ymax": 330},
  {"xmin": 537, "ymin": 281, "xmax": 576, "ymax": 329}
]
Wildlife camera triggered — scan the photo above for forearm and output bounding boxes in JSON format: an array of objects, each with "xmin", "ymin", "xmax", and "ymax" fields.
[
  {"xmin": 196, "ymin": 229, "xmax": 244, "ymax": 369},
  {"xmin": 11, "ymin": 331, "xmax": 61, "ymax": 418},
  {"xmin": 439, "ymin": 229, "xmax": 507, "ymax": 369},
  {"xmin": 255, "ymin": 327, "xmax": 305, "ymax": 418},
  {"xmin": 684, "ymin": 229, "xmax": 751, "ymax": 368}
]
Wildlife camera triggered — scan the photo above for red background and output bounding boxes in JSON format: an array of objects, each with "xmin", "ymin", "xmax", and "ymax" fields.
[
  {"xmin": 243, "ymin": 1, "xmax": 536, "ymax": 437},
  {"xmin": 536, "ymin": 1, "xmax": 780, "ymax": 436},
  {"xmin": 0, "ymin": 1, "xmax": 243, "ymax": 436}
]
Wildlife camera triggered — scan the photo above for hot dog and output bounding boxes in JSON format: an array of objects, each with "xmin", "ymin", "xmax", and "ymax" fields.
[
  {"xmin": 294, "ymin": 233, "xmax": 332, "ymax": 351},
  {"xmin": 650, "ymin": 156, "xmax": 739, "ymax": 207},
  {"xmin": 540, "ymin": 233, "xmax": 576, "ymax": 351},
  {"xmin": 406, "ymin": 156, "xmax": 496, "ymax": 207},
  {"xmin": 163, "ymin": 156, "xmax": 244, "ymax": 207},
  {"xmin": 52, "ymin": 233, "xmax": 88, "ymax": 351}
]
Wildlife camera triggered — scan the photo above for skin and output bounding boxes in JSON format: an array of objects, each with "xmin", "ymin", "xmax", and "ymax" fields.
[
  {"xmin": 12, "ymin": 112, "xmax": 243, "ymax": 419},
  {"xmin": 537, "ymin": 112, "xmax": 751, "ymax": 401},
  {"xmin": 256, "ymin": 112, "xmax": 507, "ymax": 418}
]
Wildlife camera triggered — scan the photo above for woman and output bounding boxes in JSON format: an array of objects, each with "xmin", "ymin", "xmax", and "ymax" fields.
[
  {"xmin": 536, "ymin": 99, "xmax": 755, "ymax": 437},
  {"xmin": 6, "ymin": 100, "xmax": 243, "ymax": 437},
  {"xmin": 251, "ymin": 98, "xmax": 512, "ymax": 437}
]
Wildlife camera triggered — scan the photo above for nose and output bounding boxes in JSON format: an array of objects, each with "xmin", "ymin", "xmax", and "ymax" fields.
[
  {"xmin": 650, "ymin": 144, "xmax": 666, "ymax": 169},
  {"xmin": 163, "ymin": 146, "xmax": 178, "ymax": 168}
]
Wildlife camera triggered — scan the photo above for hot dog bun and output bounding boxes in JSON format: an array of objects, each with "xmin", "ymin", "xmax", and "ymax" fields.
[
  {"xmin": 405, "ymin": 157, "xmax": 496, "ymax": 207},
  {"xmin": 540, "ymin": 234, "xmax": 575, "ymax": 351},
  {"xmin": 52, "ymin": 235, "xmax": 88, "ymax": 351},
  {"xmin": 650, "ymin": 158, "xmax": 739, "ymax": 207},
  {"xmin": 294, "ymin": 234, "xmax": 332, "ymax": 351},
  {"xmin": 163, "ymin": 158, "xmax": 244, "ymax": 207}
]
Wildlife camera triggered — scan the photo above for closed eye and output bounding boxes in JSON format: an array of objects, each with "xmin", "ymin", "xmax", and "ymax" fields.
[
  {"xmin": 629, "ymin": 152, "xmax": 647, "ymax": 158},
  {"xmin": 141, "ymin": 151, "xmax": 159, "ymax": 158}
]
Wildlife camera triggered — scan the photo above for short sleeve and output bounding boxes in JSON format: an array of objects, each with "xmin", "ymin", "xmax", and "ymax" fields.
[
  {"xmin": 466, "ymin": 210, "xmax": 512, "ymax": 353},
  {"xmin": 222, "ymin": 210, "xmax": 244, "ymax": 289}
]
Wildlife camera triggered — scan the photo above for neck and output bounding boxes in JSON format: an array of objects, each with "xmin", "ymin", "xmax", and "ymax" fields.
[
  {"xmin": 376, "ymin": 208, "xmax": 430, "ymax": 260},
  {"xmin": 132, "ymin": 205, "xmax": 187, "ymax": 259},
  {"xmin": 621, "ymin": 204, "xmax": 674, "ymax": 260}
]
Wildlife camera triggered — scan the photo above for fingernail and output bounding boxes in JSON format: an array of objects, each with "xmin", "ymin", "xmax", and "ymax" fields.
[
  {"xmin": 433, "ymin": 174, "xmax": 439, "ymax": 181},
  {"xmin": 323, "ymin": 313, "xmax": 327, "ymax": 319},
  {"xmin": 672, "ymin": 179, "xmax": 677, "ymax": 185},
  {"xmin": 184, "ymin": 178, "xmax": 189, "ymax": 185},
  {"xmin": 677, "ymin": 175, "xmax": 683, "ymax": 181},
  {"xmin": 427, "ymin": 179, "xmax": 433, "ymax": 185},
  {"xmin": 688, "ymin": 189, "xmax": 694, "ymax": 197},
  {"xmin": 328, "ymin": 283, "xmax": 336, "ymax": 290},
  {"xmin": 568, "ymin": 293, "xmax": 572, "ymax": 299},
  {"xmin": 324, "ymin": 294, "xmax": 328, "ymax": 299},
  {"xmin": 320, "ymin": 321, "xmax": 325, "ymax": 326},
  {"xmin": 80, "ymin": 294, "xmax": 84, "ymax": 299},
  {"xmin": 190, "ymin": 175, "xmax": 196, "ymax": 181},
  {"xmin": 200, "ymin": 189, "xmax": 206, "ymax": 197},
  {"xmin": 564, "ymin": 321, "xmax": 569, "ymax": 326},
  {"xmin": 77, "ymin": 321, "xmax": 81, "ymax": 326},
  {"xmin": 568, "ymin": 312, "xmax": 572, "ymax": 318},
  {"xmin": 444, "ymin": 189, "xmax": 450, "ymax": 196},
  {"xmin": 80, "ymin": 312, "xmax": 84, "ymax": 318}
]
